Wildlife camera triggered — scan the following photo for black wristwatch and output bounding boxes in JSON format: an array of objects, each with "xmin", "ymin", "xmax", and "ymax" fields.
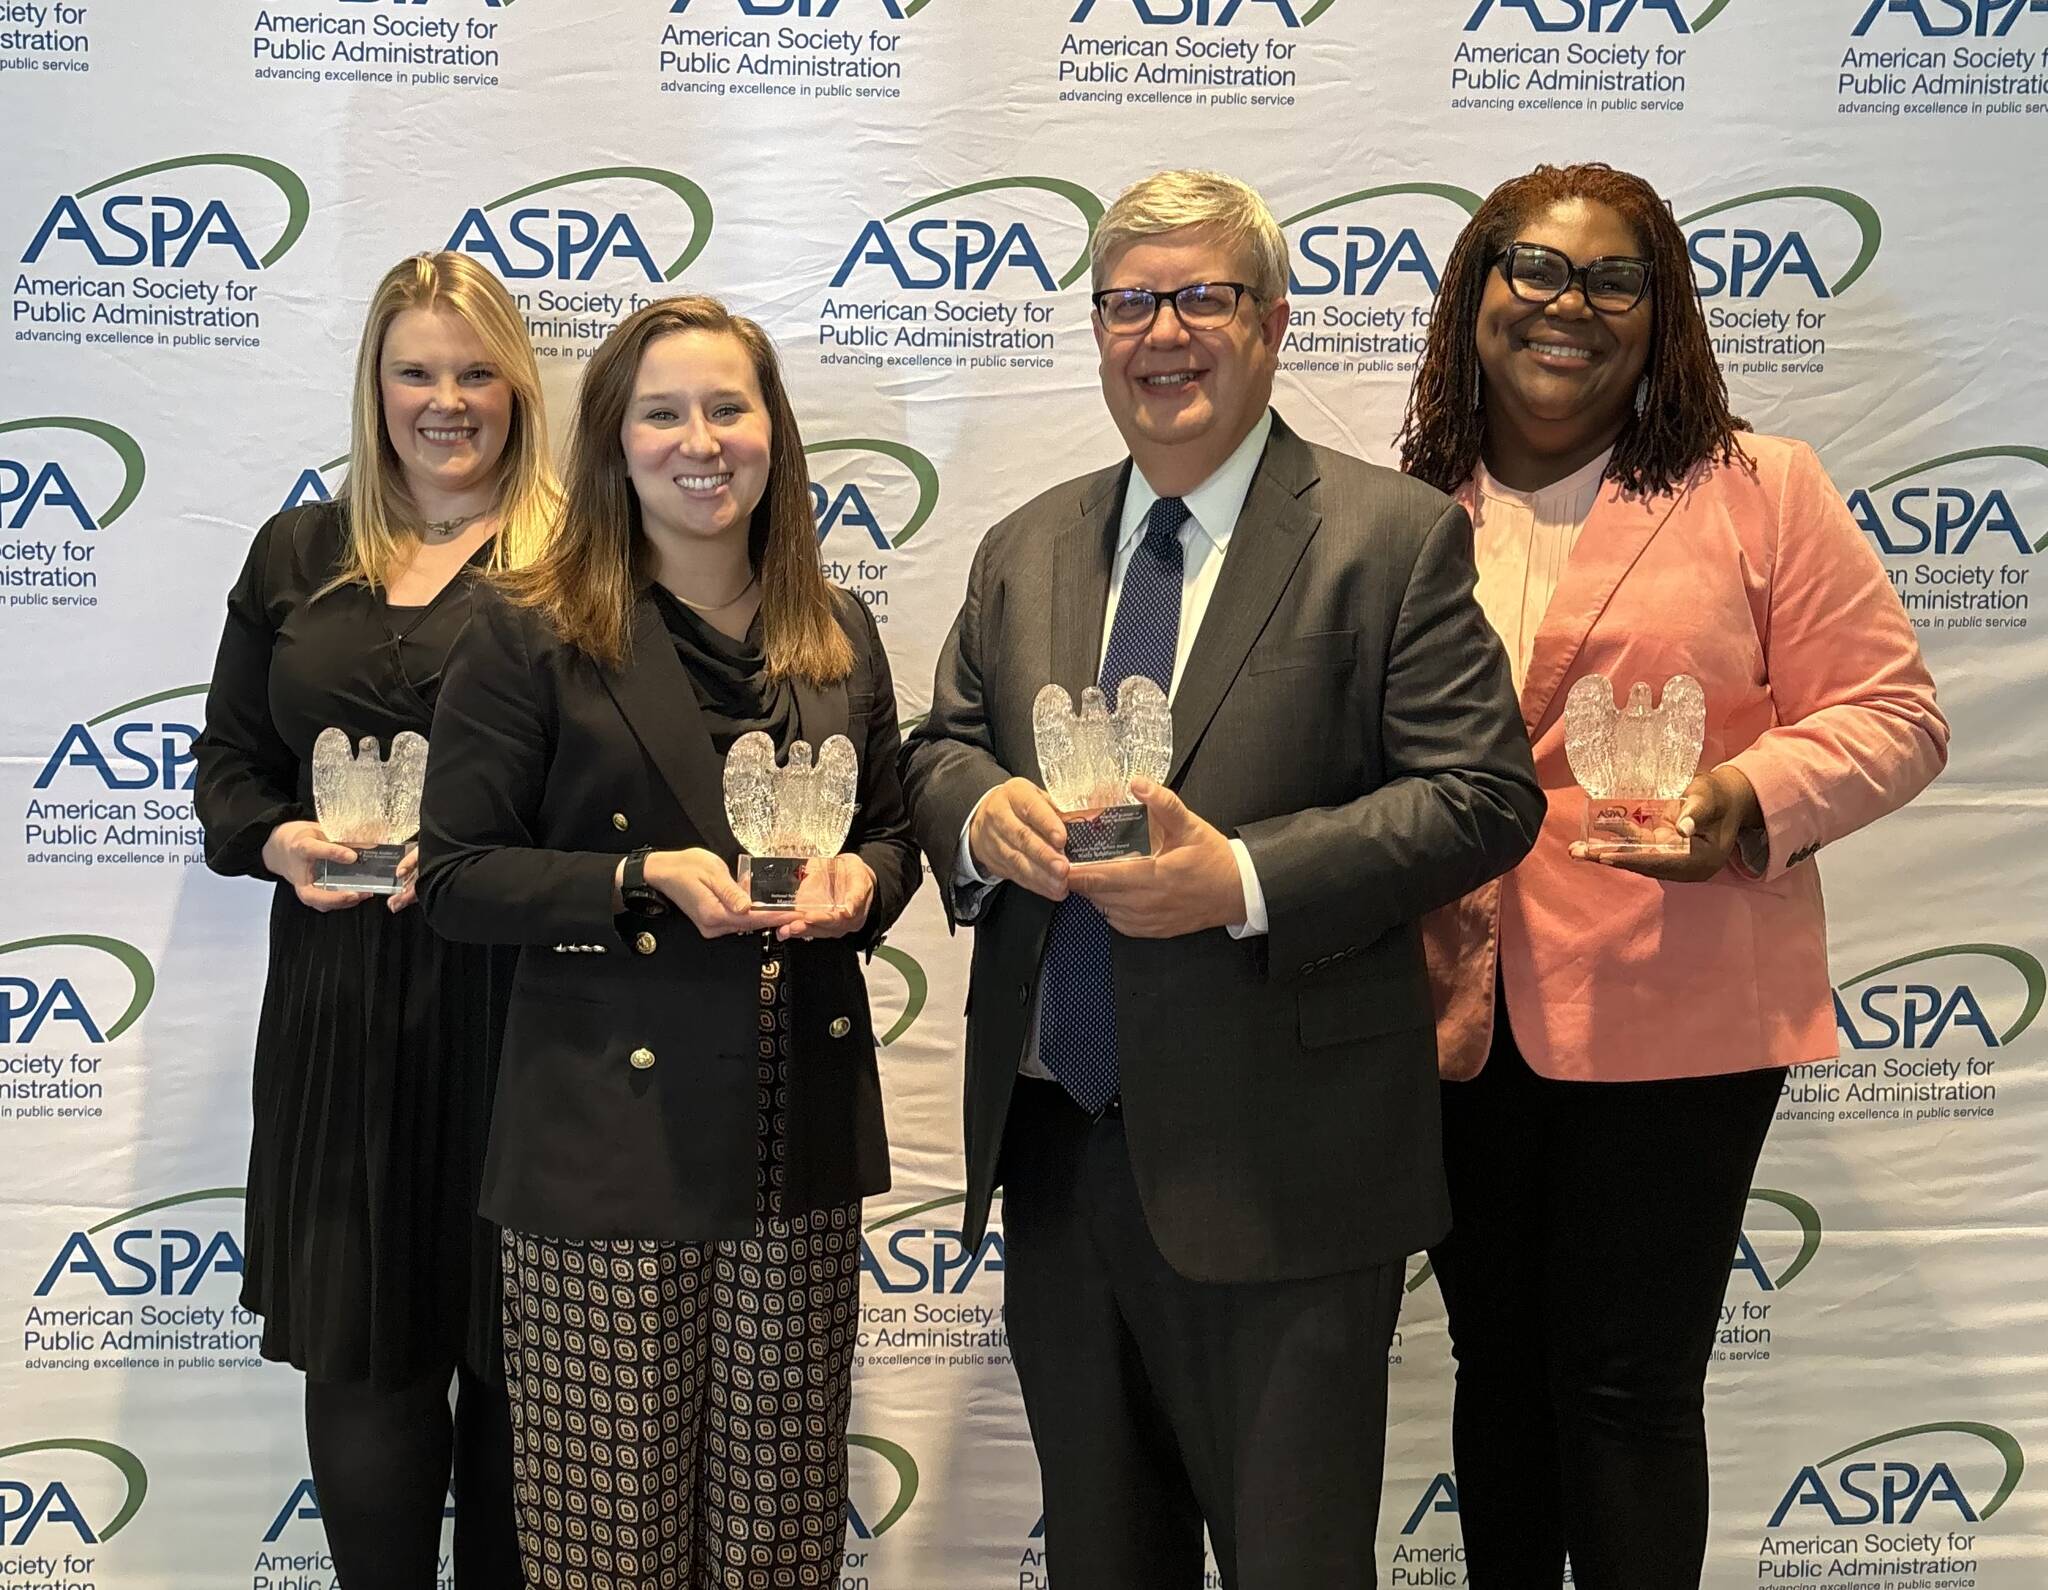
[{"xmin": 619, "ymin": 847, "xmax": 668, "ymax": 917}]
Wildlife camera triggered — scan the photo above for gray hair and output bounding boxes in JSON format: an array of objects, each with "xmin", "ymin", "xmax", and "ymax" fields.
[{"xmin": 1090, "ymin": 169, "xmax": 1289, "ymax": 302}]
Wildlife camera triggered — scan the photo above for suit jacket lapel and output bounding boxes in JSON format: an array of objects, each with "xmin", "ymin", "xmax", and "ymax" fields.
[
  {"xmin": 1165, "ymin": 422, "xmax": 1320, "ymax": 786},
  {"xmin": 1512, "ymin": 476, "xmax": 1687, "ymax": 737},
  {"xmin": 1050, "ymin": 463, "xmax": 1124, "ymax": 704},
  {"xmin": 791, "ymin": 672, "xmax": 849, "ymax": 754},
  {"xmin": 600, "ymin": 593, "xmax": 737, "ymax": 853}
]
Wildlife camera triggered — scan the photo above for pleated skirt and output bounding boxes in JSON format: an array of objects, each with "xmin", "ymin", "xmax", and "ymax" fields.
[{"xmin": 242, "ymin": 882, "xmax": 516, "ymax": 1387}]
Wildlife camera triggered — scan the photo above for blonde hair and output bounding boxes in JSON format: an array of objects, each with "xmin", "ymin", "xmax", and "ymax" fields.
[
  {"xmin": 328, "ymin": 252, "xmax": 560, "ymax": 591},
  {"xmin": 498, "ymin": 296, "xmax": 853, "ymax": 685},
  {"xmin": 1090, "ymin": 169, "xmax": 1289, "ymax": 303}
]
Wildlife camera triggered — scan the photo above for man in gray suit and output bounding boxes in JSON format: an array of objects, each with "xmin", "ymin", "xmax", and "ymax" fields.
[{"xmin": 900, "ymin": 170, "xmax": 1542, "ymax": 1588}]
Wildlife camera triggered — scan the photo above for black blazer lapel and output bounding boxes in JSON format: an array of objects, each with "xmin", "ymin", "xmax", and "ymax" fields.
[
  {"xmin": 1166, "ymin": 420, "xmax": 1321, "ymax": 786},
  {"xmin": 600, "ymin": 594, "xmax": 737, "ymax": 854},
  {"xmin": 1049, "ymin": 463, "xmax": 1126, "ymax": 706},
  {"xmin": 791, "ymin": 673, "xmax": 850, "ymax": 755}
]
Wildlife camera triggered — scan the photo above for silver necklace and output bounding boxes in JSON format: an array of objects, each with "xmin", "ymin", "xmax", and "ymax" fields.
[
  {"xmin": 418, "ymin": 511, "xmax": 484, "ymax": 543},
  {"xmin": 672, "ymin": 573, "xmax": 758, "ymax": 613}
]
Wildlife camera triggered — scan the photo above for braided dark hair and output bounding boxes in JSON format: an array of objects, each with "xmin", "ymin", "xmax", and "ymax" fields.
[{"xmin": 1396, "ymin": 162, "xmax": 1745, "ymax": 498}]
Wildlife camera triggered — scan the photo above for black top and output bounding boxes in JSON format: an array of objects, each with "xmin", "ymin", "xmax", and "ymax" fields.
[{"xmin": 649, "ymin": 582, "xmax": 798, "ymax": 759}]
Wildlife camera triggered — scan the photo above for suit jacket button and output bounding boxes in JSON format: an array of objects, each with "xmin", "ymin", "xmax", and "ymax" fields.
[
  {"xmin": 828, "ymin": 1016, "xmax": 852, "ymax": 1038},
  {"xmin": 629, "ymin": 1046, "xmax": 656, "ymax": 1070},
  {"xmin": 612, "ymin": 812, "xmax": 630, "ymax": 831},
  {"xmin": 634, "ymin": 931, "xmax": 657, "ymax": 956}
]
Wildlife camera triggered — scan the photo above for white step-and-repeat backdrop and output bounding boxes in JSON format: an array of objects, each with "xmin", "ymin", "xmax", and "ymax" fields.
[{"xmin": 3, "ymin": 1, "xmax": 2044, "ymax": 1585}]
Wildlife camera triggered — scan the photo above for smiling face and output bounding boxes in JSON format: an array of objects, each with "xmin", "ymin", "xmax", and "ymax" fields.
[
  {"xmin": 1475, "ymin": 196, "xmax": 1653, "ymax": 487},
  {"xmin": 619, "ymin": 328, "xmax": 773, "ymax": 549},
  {"xmin": 1093, "ymin": 224, "xmax": 1290, "ymax": 495},
  {"xmin": 379, "ymin": 306, "xmax": 513, "ymax": 513}
]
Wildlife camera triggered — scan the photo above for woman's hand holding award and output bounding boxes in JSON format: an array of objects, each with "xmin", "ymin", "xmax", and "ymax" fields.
[{"xmin": 1563, "ymin": 673, "xmax": 1706, "ymax": 858}]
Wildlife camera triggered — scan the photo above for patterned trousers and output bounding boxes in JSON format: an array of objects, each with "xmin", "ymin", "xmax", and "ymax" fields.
[{"xmin": 501, "ymin": 952, "xmax": 862, "ymax": 1589}]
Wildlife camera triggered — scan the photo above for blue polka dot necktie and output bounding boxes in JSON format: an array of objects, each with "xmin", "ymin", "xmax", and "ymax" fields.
[{"xmin": 1036, "ymin": 495, "xmax": 1189, "ymax": 1116}]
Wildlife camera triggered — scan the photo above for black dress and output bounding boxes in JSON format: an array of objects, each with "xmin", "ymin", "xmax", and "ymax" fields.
[{"xmin": 195, "ymin": 501, "xmax": 514, "ymax": 1388}]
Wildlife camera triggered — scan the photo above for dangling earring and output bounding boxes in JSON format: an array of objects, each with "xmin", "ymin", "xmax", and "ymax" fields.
[{"xmin": 1633, "ymin": 374, "xmax": 1649, "ymax": 416}]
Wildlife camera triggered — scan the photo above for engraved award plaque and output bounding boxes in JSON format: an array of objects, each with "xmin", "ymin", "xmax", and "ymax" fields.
[
  {"xmin": 1032, "ymin": 676, "xmax": 1173, "ymax": 864},
  {"xmin": 1563, "ymin": 673, "xmax": 1706, "ymax": 858},
  {"xmin": 722, "ymin": 732, "xmax": 858, "ymax": 915},
  {"xmin": 311, "ymin": 728, "xmax": 427, "ymax": 893}
]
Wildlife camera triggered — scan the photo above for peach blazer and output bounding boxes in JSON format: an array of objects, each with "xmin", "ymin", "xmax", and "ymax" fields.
[{"xmin": 1422, "ymin": 434, "xmax": 1949, "ymax": 1083}]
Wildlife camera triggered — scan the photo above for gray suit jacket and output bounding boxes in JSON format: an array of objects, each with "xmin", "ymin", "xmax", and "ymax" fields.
[{"xmin": 901, "ymin": 413, "xmax": 1542, "ymax": 1282}]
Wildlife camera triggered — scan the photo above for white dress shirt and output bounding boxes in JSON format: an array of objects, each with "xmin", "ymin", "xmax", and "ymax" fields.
[
  {"xmin": 1469, "ymin": 445, "xmax": 1612, "ymax": 694},
  {"xmin": 954, "ymin": 410, "xmax": 1276, "ymax": 1078}
]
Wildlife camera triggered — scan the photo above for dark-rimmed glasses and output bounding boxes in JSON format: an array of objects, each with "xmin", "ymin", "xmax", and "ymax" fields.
[
  {"xmin": 1493, "ymin": 243, "xmax": 1651, "ymax": 315},
  {"xmin": 1091, "ymin": 281, "xmax": 1257, "ymax": 336}
]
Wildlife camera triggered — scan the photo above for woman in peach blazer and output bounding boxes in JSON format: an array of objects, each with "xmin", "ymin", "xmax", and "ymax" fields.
[{"xmin": 1396, "ymin": 163, "xmax": 1948, "ymax": 1590}]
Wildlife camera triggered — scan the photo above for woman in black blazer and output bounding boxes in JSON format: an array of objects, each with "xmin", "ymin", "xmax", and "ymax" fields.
[{"xmin": 417, "ymin": 294, "xmax": 919, "ymax": 1590}]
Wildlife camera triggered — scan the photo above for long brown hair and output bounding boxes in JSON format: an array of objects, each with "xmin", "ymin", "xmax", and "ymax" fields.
[
  {"xmin": 1396, "ymin": 162, "xmax": 1745, "ymax": 499},
  {"xmin": 501, "ymin": 296, "xmax": 853, "ymax": 683},
  {"xmin": 328, "ymin": 252, "xmax": 558, "ymax": 591}
]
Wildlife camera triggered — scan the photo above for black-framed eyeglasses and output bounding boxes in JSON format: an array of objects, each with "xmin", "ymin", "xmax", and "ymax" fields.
[
  {"xmin": 1493, "ymin": 243, "xmax": 1652, "ymax": 315},
  {"xmin": 1091, "ymin": 281, "xmax": 1257, "ymax": 335}
]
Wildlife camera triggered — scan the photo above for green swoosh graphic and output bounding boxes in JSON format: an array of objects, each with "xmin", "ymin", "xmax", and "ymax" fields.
[
  {"xmin": 0, "ymin": 1440, "xmax": 149, "ymax": 1541},
  {"xmin": 846, "ymin": 1434, "xmax": 919, "ymax": 1534},
  {"xmin": 886, "ymin": 177, "xmax": 1104, "ymax": 290},
  {"xmin": 0, "ymin": 417, "xmax": 147, "ymax": 528},
  {"xmin": 1406, "ymin": 1256, "xmax": 1435, "ymax": 1294},
  {"xmin": 81, "ymin": 154, "xmax": 310, "ymax": 269},
  {"xmin": 1748, "ymin": 1188, "xmax": 1822, "ymax": 1290},
  {"xmin": 805, "ymin": 438, "xmax": 941, "ymax": 548},
  {"xmin": 1816, "ymin": 1423, "xmax": 2024, "ymax": 1520},
  {"xmin": 1838, "ymin": 943, "xmax": 2045, "ymax": 1045},
  {"xmin": 485, "ymin": 167, "xmax": 714, "ymax": 281},
  {"xmin": 92, "ymin": 1188, "xmax": 246, "ymax": 1236},
  {"xmin": 1679, "ymin": 187, "xmax": 1881, "ymax": 296},
  {"xmin": 871, "ymin": 944, "xmax": 928, "ymax": 1046},
  {"xmin": 1865, "ymin": 446, "xmax": 2048, "ymax": 554},
  {"xmin": 0, "ymin": 935, "xmax": 156, "ymax": 1041},
  {"xmin": 864, "ymin": 1192, "xmax": 967, "ymax": 1233},
  {"xmin": 1300, "ymin": 0, "xmax": 1337, "ymax": 21},
  {"xmin": 901, "ymin": 0, "xmax": 938, "ymax": 14},
  {"xmin": 87, "ymin": 684, "xmax": 207, "ymax": 726},
  {"xmin": 1279, "ymin": 182, "xmax": 1485, "ymax": 229},
  {"xmin": 1690, "ymin": 0, "xmax": 1732, "ymax": 27}
]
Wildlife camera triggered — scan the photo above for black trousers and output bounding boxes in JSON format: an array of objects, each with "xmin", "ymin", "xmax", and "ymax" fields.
[
  {"xmin": 1001, "ymin": 1077, "xmax": 1403, "ymax": 1590},
  {"xmin": 1429, "ymin": 1005, "xmax": 1786, "ymax": 1590}
]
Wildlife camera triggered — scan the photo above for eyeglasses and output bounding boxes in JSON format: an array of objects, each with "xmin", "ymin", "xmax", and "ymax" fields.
[
  {"xmin": 1493, "ymin": 243, "xmax": 1651, "ymax": 315},
  {"xmin": 1091, "ymin": 281, "xmax": 1256, "ymax": 335}
]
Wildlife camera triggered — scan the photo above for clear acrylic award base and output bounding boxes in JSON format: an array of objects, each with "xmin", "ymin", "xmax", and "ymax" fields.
[
  {"xmin": 1582, "ymin": 797, "xmax": 1689, "ymax": 858},
  {"xmin": 1062, "ymin": 804, "xmax": 1151, "ymax": 864},
  {"xmin": 315, "ymin": 843, "xmax": 408, "ymax": 894},
  {"xmin": 737, "ymin": 853, "xmax": 848, "ymax": 918}
]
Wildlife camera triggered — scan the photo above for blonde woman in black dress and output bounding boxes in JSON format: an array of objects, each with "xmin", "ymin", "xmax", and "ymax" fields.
[{"xmin": 195, "ymin": 251, "xmax": 558, "ymax": 1587}]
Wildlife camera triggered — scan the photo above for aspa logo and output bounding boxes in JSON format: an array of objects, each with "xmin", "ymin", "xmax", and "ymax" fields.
[
  {"xmin": 280, "ymin": 452, "xmax": 348, "ymax": 512},
  {"xmin": 1462, "ymin": 0, "xmax": 1731, "ymax": 30},
  {"xmin": 1833, "ymin": 943, "xmax": 2044, "ymax": 1053},
  {"xmin": 844, "ymin": 1434, "xmax": 918, "ymax": 1539},
  {"xmin": 1733, "ymin": 1188, "xmax": 1822, "ymax": 1292},
  {"xmin": 35, "ymin": 1189, "xmax": 243, "ymax": 1298},
  {"xmin": 0, "ymin": 418, "xmax": 145, "ymax": 533},
  {"xmin": 671, "ymin": 0, "xmax": 913, "ymax": 13},
  {"xmin": 1768, "ymin": 1422, "xmax": 2024, "ymax": 1527},
  {"xmin": 830, "ymin": 177, "xmax": 1102, "ymax": 293},
  {"xmin": 0, "ymin": 1440, "xmax": 147, "ymax": 1547},
  {"xmin": 1853, "ymin": 0, "xmax": 2048, "ymax": 37},
  {"xmin": 1682, "ymin": 187, "xmax": 1881, "ymax": 300},
  {"xmin": 1069, "ymin": 0, "xmax": 1337, "ymax": 24},
  {"xmin": 35, "ymin": 685, "xmax": 207, "ymax": 792},
  {"xmin": 1282, "ymin": 183, "xmax": 1482, "ymax": 299},
  {"xmin": 807, "ymin": 439, "xmax": 939, "ymax": 552},
  {"xmin": 0, "ymin": 935, "xmax": 154, "ymax": 1047},
  {"xmin": 1398, "ymin": 1471, "xmax": 1461, "ymax": 1534},
  {"xmin": 446, "ymin": 166, "xmax": 713, "ymax": 283},
  {"xmin": 264, "ymin": 1477, "xmax": 452, "ymax": 1543},
  {"xmin": 859, "ymin": 1193, "xmax": 1002, "ymax": 1294},
  {"xmin": 1850, "ymin": 447, "xmax": 2048, "ymax": 559},
  {"xmin": 21, "ymin": 154, "xmax": 309, "ymax": 270}
]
